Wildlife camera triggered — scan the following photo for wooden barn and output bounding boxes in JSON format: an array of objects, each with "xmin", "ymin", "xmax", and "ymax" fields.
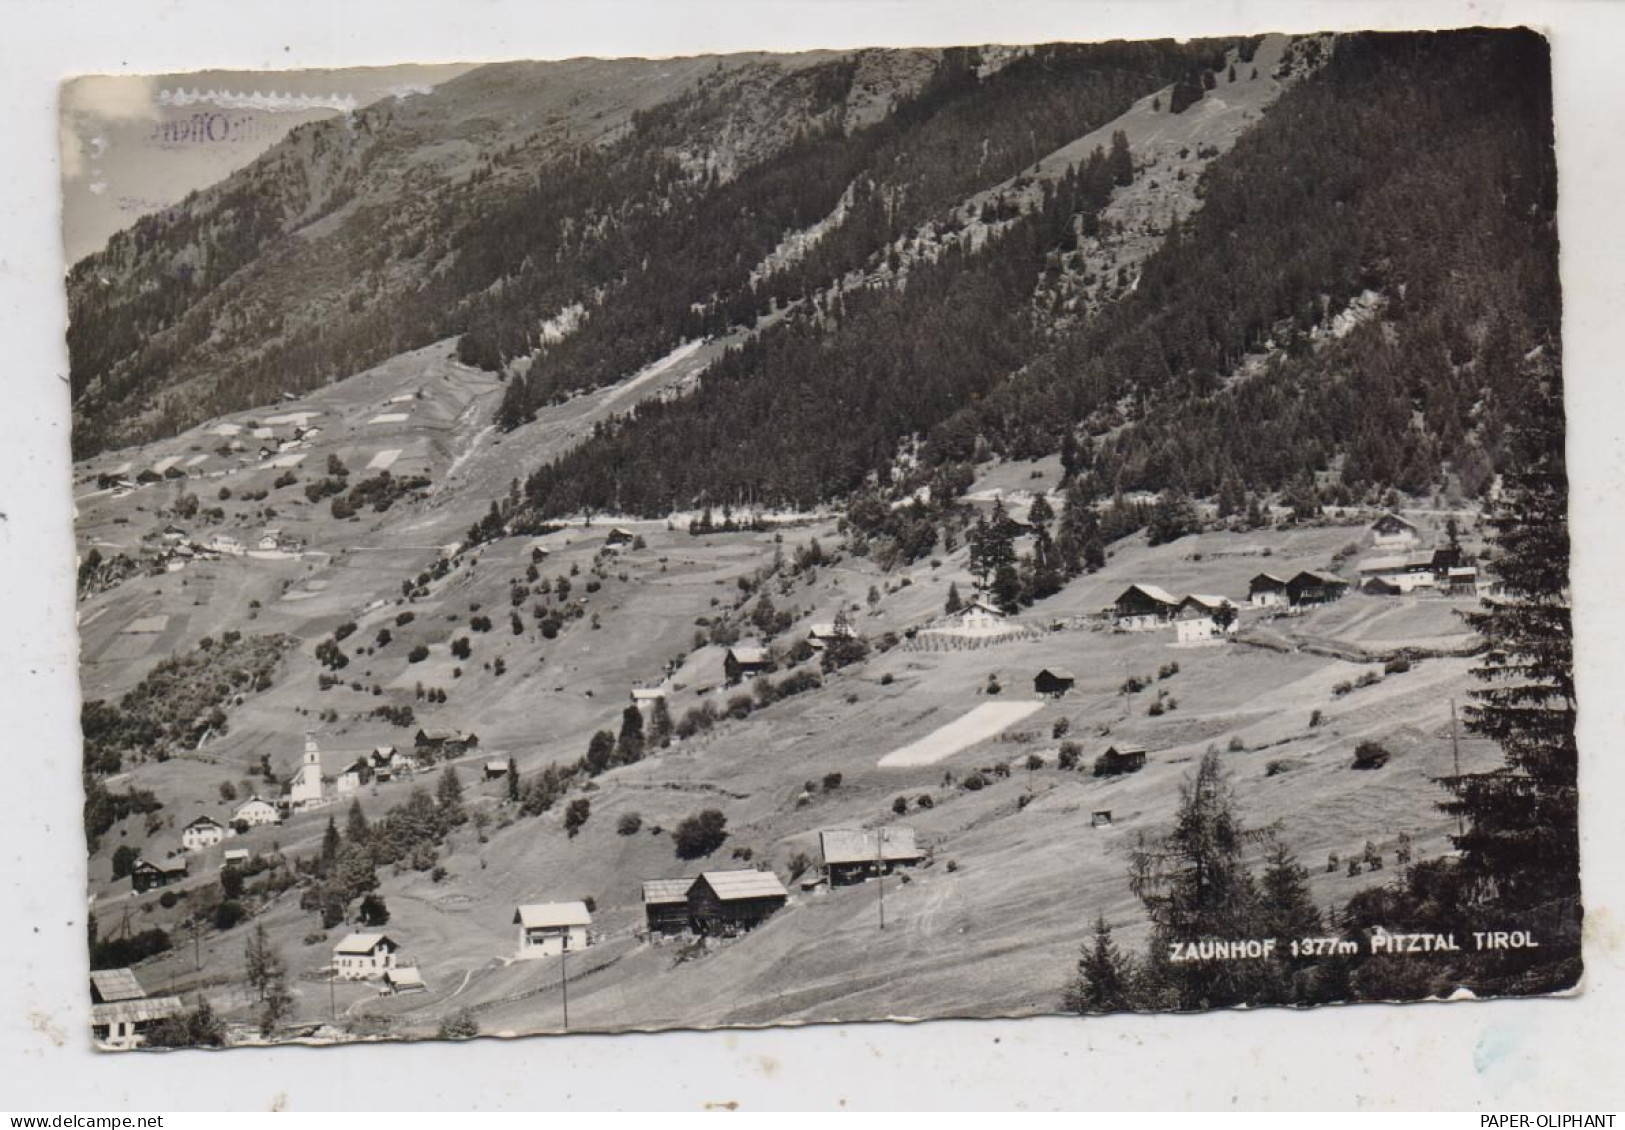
[
  {"xmin": 90, "ymin": 969, "xmax": 182, "ymax": 1050},
  {"xmin": 818, "ymin": 827, "xmax": 923, "ymax": 886},
  {"xmin": 414, "ymin": 728, "xmax": 480, "ymax": 758},
  {"xmin": 723, "ymin": 646, "xmax": 772, "ymax": 685},
  {"xmin": 130, "ymin": 857, "xmax": 188, "ymax": 893},
  {"xmin": 641, "ymin": 878, "xmax": 693, "ymax": 935},
  {"xmin": 806, "ymin": 620, "xmax": 856, "ymax": 649},
  {"xmin": 1094, "ymin": 744, "xmax": 1148, "ymax": 777},
  {"xmin": 1369, "ymin": 511, "xmax": 1421, "ymax": 549},
  {"xmin": 686, "ymin": 870, "xmax": 789, "ymax": 936},
  {"xmin": 1173, "ymin": 595, "xmax": 1237, "ymax": 645},
  {"xmin": 1112, "ymin": 584, "xmax": 1181, "ymax": 631},
  {"xmin": 1033, "ymin": 667, "xmax": 1076, "ymax": 696},
  {"xmin": 1286, "ymin": 570, "xmax": 1349, "ymax": 607},
  {"xmin": 1248, "ymin": 573, "xmax": 1289, "ymax": 607}
]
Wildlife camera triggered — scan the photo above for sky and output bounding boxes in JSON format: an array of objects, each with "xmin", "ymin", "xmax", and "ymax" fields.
[{"xmin": 59, "ymin": 62, "xmax": 475, "ymax": 265}]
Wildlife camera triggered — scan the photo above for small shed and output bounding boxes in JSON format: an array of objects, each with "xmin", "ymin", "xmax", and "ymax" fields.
[
  {"xmin": 514, "ymin": 901, "xmax": 592, "ymax": 959},
  {"xmin": 606, "ymin": 527, "xmax": 636, "ymax": 546},
  {"xmin": 221, "ymin": 848, "xmax": 251, "ymax": 870},
  {"xmin": 1094, "ymin": 745, "xmax": 1148, "ymax": 778},
  {"xmin": 484, "ymin": 760, "xmax": 510, "ymax": 780},
  {"xmin": 1033, "ymin": 668, "xmax": 1076, "ymax": 697},
  {"xmin": 641, "ymin": 878, "xmax": 693, "ymax": 935},
  {"xmin": 1444, "ymin": 565, "xmax": 1479, "ymax": 593},
  {"xmin": 381, "ymin": 967, "xmax": 427, "ymax": 995},
  {"xmin": 1091, "ymin": 810, "xmax": 1114, "ymax": 828},
  {"xmin": 686, "ymin": 870, "xmax": 789, "ymax": 936},
  {"xmin": 818, "ymin": 828, "xmax": 923, "ymax": 886}
]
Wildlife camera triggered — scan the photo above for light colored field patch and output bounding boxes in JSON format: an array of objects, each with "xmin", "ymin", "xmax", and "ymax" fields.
[
  {"xmin": 369, "ymin": 412, "xmax": 411, "ymax": 425},
  {"xmin": 367, "ymin": 448, "xmax": 402, "ymax": 471},
  {"xmin": 388, "ymin": 393, "xmax": 417, "ymax": 404},
  {"xmin": 151, "ymin": 456, "xmax": 181, "ymax": 474},
  {"xmin": 109, "ymin": 461, "xmax": 132, "ymax": 475},
  {"xmin": 209, "ymin": 423, "xmax": 242, "ymax": 437},
  {"xmin": 264, "ymin": 411, "xmax": 320, "ymax": 426},
  {"xmin": 878, "ymin": 700, "xmax": 1045, "ymax": 768},
  {"xmin": 184, "ymin": 453, "xmax": 209, "ymax": 467},
  {"xmin": 268, "ymin": 453, "xmax": 307, "ymax": 469},
  {"xmin": 123, "ymin": 615, "xmax": 170, "ymax": 634}
]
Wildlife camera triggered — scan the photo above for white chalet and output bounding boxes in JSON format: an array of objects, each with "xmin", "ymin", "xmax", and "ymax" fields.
[
  {"xmin": 181, "ymin": 815, "xmax": 227, "ymax": 852},
  {"xmin": 331, "ymin": 933, "xmax": 401, "ymax": 980},
  {"xmin": 233, "ymin": 796, "xmax": 280, "ymax": 828},
  {"xmin": 951, "ymin": 600, "xmax": 1008, "ymax": 632},
  {"xmin": 513, "ymin": 901, "xmax": 592, "ymax": 959}
]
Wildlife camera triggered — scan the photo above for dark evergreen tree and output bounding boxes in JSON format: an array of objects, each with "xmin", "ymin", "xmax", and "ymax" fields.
[
  {"xmin": 617, "ymin": 704, "xmax": 646, "ymax": 764},
  {"xmin": 435, "ymin": 767, "xmax": 465, "ymax": 825},
  {"xmin": 345, "ymin": 798, "xmax": 368, "ymax": 845},
  {"xmin": 1129, "ymin": 750, "xmax": 1270, "ymax": 1009},
  {"xmin": 650, "ymin": 697, "xmax": 674, "ymax": 749},
  {"xmin": 1109, "ymin": 129, "xmax": 1134, "ymax": 186},
  {"xmin": 320, "ymin": 817, "xmax": 340, "ymax": 873},
  {"xmin": 1063, "ymin": 914, "xmax": 1138, "ymax": 1013},
  {"xmin": 1449, "ymin": 364, "xmax": 1577, "ymax": 917}
]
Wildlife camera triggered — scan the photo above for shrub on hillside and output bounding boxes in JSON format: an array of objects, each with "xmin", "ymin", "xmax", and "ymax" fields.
[{"xmin": 673, "ymin": 809, "xmax": 728, "ymax": 859}]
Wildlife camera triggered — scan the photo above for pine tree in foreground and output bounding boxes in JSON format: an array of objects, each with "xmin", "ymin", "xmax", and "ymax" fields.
[
  {"xmin": 1444, "ymin": 359, "xmax": 1579, "ymax": 962},
  {"xmin": 1063, "ymin": 914, "xmax": 1138, "ymax": 1013}
]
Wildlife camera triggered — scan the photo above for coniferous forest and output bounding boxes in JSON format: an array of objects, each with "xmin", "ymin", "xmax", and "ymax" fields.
[{"xmin": 511, "ymin": 30, "xmax": 1555, "ymax": 525}]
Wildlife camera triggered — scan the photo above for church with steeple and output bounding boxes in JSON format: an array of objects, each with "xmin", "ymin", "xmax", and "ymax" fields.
[{"xmin": 286, "ymin": 733, "xmax": 331, "ymax": 812}]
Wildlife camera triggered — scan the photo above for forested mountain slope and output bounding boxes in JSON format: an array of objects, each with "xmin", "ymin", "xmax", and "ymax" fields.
[
  {"xmin": 514, "ymin": 29, "xmax": 1555, "ymax": 524},
  {"xmin": 67, "ymin": 39, "xmax": 1229, "ymax": 457}
]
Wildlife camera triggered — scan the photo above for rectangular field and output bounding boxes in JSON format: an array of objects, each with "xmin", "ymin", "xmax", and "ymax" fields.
[{"xmin": 878, "ymin": 700, "xmax": 1045, "ymax": 767}]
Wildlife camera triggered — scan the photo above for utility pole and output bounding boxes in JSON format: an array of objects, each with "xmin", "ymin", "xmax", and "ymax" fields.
[
  {"xmin": 876, "ymin": 829, "xmax": 887, "ymax": 931},
  {"xmin": 1449, "ymin": 697, "xmax": 1465, "ymax": 838},
  {"xmin": 329, "ymin": 962, "xmax": 336, "ymax": 1020},
  {"xmin": 560, "ymin": 949, "xmax": 569, "ymax": 1032}
]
